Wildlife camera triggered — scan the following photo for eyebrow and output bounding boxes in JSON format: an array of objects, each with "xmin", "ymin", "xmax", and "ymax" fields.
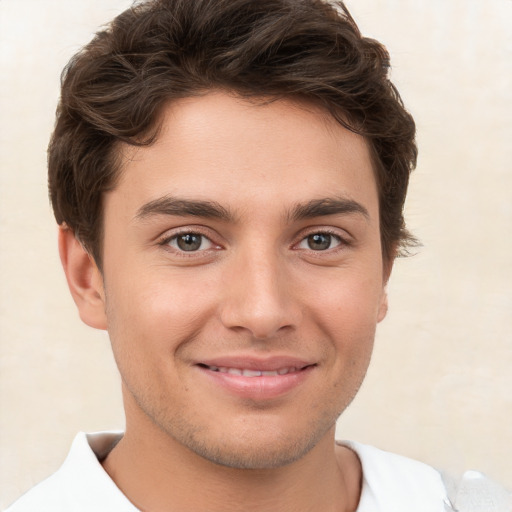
[
  {"xmin": 288, "ymin": 197, "xmax": 369, "ymax": 222},
  {"xmin": 134, "ymin": 195, "xmax": 369, "ymax": 224},
  {"xmin": 135, "ymin": 196, "xmax": 233, "ymax": 222}
]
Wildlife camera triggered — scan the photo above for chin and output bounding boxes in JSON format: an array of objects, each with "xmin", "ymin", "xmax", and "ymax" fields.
[
  {"xmin": 187, "ymin": 434, "xmax": 319, "ymax": 470},
  {"xmin": 169, "ymin": 413, "xmax": 338, "ymax": 470}
]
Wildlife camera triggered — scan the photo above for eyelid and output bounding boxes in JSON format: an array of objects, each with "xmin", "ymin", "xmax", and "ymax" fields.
[
  {"xmin": 292, "ymin": 226, "xmax": 353, "ymax": 251},
  {"xmin": 296, "ymin": 233, "xmax": 342, "ymax": 250},
  {"xmin": 295, "ymin": 226, "xmax": 351, "ymax": 242},
  {"xmin": 168, "ymin": 233, "xmax": 214, "ymax": 251},
  {"xmin": 156, "ymin": 226, "xmax": 223, "ymax": 253}
]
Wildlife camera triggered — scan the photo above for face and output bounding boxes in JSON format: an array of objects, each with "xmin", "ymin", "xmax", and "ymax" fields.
[{"xmin": 94, "ymin": 92, "xmax": 389, "ymax": 469}]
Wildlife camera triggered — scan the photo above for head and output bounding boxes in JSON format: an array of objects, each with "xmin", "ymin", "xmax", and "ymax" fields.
[
  {"xmin": 52, "ymin": 0, "xmax": 417, "ymax": 470},
  {"xmin": 49, "ymin": 0, "xmax": 417, "ymax": 271}
]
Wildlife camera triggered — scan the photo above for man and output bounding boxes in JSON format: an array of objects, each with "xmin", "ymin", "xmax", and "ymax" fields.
[{"xmin": 2, "ymin": 0, "xmax": 471, "ymax": 510}]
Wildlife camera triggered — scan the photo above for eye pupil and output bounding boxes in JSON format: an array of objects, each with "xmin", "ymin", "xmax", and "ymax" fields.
[
  {"xmin": 177, "ymin": 234, "xmax": 202, "ymax": 251},
  {"xmin": 307, "ymin": 233, "xmax": 331, "ymax": 250}
]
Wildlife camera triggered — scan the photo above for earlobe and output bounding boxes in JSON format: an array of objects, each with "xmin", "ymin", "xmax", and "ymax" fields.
[
  {"xmin": 378, "ymin": 251, "xmax": 395, "ymax": 322},
  {"xmin": 377, "ymin": 290, "xmax": 389, "ymax": 323},
  {"xmin": 58, "ymin": 226, "xmax": 107, "ymax": 330}
]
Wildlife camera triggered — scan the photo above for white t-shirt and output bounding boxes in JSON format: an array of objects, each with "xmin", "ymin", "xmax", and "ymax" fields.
[{"xmin": 6, "ymin": 432, "xmax": 449, "ymax": 511}]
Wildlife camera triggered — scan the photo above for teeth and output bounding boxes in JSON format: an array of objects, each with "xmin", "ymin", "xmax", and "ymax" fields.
[
  {"xmin": 242, "ymin": 369, "xmax": 262, "ymax": 377},
  {"xmin": 207, "ymin": 365, "xmax": 298, "ymax": 377}
]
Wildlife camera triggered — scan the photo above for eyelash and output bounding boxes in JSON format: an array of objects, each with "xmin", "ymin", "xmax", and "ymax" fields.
[
  {"xmin": 157, "ymin": 228, "xmax": 221, "ymax": 257},
  {"xmin": 156, "ymin": 227, "xmax": 351, "ymax": 257},
  {"xmin": 293, "ymin": 228, "xmax": 351, "ymax": 253}
]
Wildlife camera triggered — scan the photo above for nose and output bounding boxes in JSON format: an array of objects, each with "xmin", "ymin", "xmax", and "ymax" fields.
[{"xmin": 219, "ymin": 249, "xmax": 302, "ymax": 339}]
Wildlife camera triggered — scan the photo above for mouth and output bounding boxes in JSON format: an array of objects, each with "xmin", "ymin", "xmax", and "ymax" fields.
[
  {"xmin": 197, "ymin": 364, "xmax": 308, "ymax": 377},
  {"xmin": 195, "ymin": 359, "xmax": 316, "ymax": 400}
]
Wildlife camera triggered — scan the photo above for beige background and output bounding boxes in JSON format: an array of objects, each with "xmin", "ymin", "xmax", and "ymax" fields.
[{"xmin": 1, "ymin": 0, "xmax": 511, "ymax": 507}]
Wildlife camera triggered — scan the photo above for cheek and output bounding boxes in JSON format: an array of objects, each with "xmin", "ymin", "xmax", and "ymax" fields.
[
  {"xmin": 104, "ymin": 268, "xmax": 219, "ymax": 354},
  {"xmin": 307, "ymin": 268, "xmax": 385, "ymax": 327},
  {"xmin": 303, "ymin": 270, "xmax": 382, "ymax": 368}
]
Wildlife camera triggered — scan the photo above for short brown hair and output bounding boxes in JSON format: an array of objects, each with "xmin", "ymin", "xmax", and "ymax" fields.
[{"xmin": 49, "ymin": 0, "xmax": 417, "ymax": 268}]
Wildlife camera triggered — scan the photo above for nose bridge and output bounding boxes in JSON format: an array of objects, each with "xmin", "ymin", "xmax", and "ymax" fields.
[{"xmin": 220, "ymin": 244, "xmax": 301, "ymax": 339}]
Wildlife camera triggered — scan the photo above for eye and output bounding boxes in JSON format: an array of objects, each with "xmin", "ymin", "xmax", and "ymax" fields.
[
  {"xmin": 297, "ymin": 232, "xmax": 342, "ymax": 251},
  {"xmin": 167, "ymin": 233, "xmax": 214, "ymax": 252}
]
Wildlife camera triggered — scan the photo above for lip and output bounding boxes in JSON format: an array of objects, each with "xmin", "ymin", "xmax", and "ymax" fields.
[{"xmin": 194, "ymin": 355, "xmax": 316, "ymax": 400}]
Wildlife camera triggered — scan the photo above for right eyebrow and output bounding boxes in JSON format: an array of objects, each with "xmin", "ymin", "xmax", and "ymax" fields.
[{"xmin": 134, "ymin": 196, "xmax": 234, "ymax": 222}]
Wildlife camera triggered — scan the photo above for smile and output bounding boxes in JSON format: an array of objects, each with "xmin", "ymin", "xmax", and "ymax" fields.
[
  {"xmin": 196, "ymin": 360, "xmax": 315, "ymax": 400},
  {"xmin": 203, "ymin": 365, "xmax": 301, "ymax": 377}
]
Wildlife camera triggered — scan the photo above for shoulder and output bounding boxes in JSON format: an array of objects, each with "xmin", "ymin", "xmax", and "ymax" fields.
[
  {"xmin": 5, "ymin": 471, "xmax": 69, "ymax": 512},
  {"xmin": 340, "ymin": 441, "xmax": 449, "ymax": 512},
  {"xmin": 5, "ymin": 432, "xmax": 137, "ymax": 512}
]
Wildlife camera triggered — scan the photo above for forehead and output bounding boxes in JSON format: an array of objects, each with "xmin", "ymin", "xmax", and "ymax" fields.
[{"xmin": 111, "ymin": 92, "xmax": 378, "ymax": 219}]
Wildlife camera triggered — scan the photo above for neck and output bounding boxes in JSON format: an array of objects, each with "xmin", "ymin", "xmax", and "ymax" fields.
[{"xmin": 102, "ymin": 419, "xmax": 361, "ymax": 512}]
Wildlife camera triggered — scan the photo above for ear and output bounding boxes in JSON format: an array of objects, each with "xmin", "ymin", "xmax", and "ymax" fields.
[
  {"xmin": 377, "ymin": 288, "xmax": 389, "ymax": 323},
  {"xmin": 58, "ymin": 226, "xmax": 107, "ymax": 330},
  {"xmin": 377, "ymin": 250, "xmax": 395, "ymax": 323}
]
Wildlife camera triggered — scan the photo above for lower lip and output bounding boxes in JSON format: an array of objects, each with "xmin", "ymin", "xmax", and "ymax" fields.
[{"xmin": 196, "ymin": 365, "xmax": 315, "ymax": 400}]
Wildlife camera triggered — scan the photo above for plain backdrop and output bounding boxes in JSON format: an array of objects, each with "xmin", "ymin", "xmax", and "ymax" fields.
[{"xmin": 1, "ymin": 0, "xmax": 511, "ymax": 508}]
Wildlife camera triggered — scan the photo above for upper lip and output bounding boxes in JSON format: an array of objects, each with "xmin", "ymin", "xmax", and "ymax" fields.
[{"xmin": 195, "ymin": 355, "xmax": 315, "ymax": 372}]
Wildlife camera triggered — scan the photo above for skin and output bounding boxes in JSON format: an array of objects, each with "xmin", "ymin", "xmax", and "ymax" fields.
[{"xmin": 60, "ymin": 91, "xmax": 391, "ymax": 511}]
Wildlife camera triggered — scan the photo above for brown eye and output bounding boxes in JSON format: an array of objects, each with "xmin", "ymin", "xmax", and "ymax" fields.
[
  {"xmin": 169, "ymin": 233, "xmax": 213, "ymax": 252},
  {"xmin": 307, "ymin": 233, "xmax": 332, "ymax": 250},
  {"xmin": 297, "ymin": 232, "xmax": 342, "ymax": 251},
  {"xmin": 177, "ymin": 234, "xmax": 202, "ymax": 251}
]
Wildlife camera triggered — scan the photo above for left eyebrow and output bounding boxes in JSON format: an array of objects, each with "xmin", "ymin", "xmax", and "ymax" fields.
[{"xmin": 288, "ymin": 197, "xmax": 370, "ymax": 222}]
